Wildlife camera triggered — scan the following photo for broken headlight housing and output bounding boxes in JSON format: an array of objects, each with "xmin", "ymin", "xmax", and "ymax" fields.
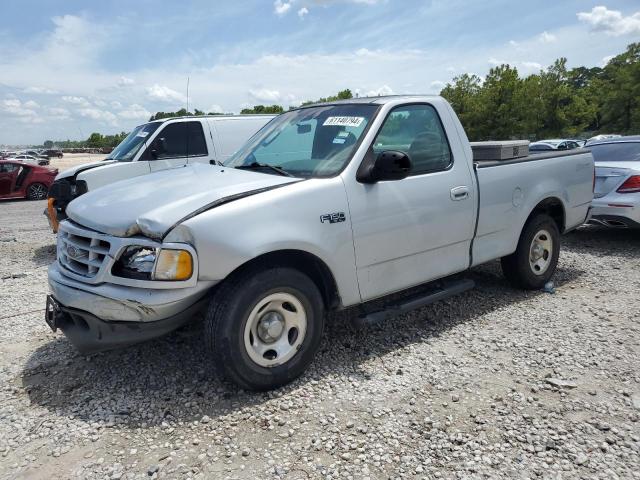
[{"xmin": 111, "ymin": 246, "xmax": 193, "ymax": 281}]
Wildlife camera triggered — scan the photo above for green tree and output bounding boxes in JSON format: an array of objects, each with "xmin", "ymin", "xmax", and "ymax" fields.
[
  {"xmin": 300, "ymin": 89, "xmax": 353, "ymax": 106},
  {"xmin": 43, "ymin": 140, "xmax": 54, "ymax": 148},
  {"xmin": 240, "ymin": 105, "xmax": 284, "ymax": 114}
]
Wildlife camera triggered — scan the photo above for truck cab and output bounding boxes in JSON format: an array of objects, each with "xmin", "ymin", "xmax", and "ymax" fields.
[{"xmin": 47, "ymin": 114, "xmax": 274, "ymax": 231}]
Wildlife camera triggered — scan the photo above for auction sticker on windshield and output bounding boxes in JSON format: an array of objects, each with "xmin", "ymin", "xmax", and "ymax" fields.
[{"xmin": 323, "ymin": 116, "xmax": 364, "ymax": 127}]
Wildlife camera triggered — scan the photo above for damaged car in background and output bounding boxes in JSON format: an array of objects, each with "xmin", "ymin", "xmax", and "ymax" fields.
[{"xmin": 46, "ymin": 95, "xmax": 594, "ymax": 390}]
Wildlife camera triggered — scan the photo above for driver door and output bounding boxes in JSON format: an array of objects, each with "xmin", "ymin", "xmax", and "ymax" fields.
[
  {"xmin": 346, "ymin": 103, "xmax": 476, "ymax": 301},
  {"xmin": 146, "ymin": 121, "xmax": 210, "ymax": 172}
]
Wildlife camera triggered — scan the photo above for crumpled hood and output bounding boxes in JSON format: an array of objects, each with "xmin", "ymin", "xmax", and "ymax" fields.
[
  {"xmin": 55, "ymin": 160, "xmax": 117, "ymax": 180},
  {"xmin": 66, "ymin": 163, "xmax": 299, "ymax": 239}
]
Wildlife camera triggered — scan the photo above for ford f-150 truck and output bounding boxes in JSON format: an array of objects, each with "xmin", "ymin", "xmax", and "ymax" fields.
[
  {"xmin": 46, "ymin": 114, "xmax": 274, "ymax": 231},
  {"xmin": 46, "ymin": 96, "xmax": 594, "ymax": 390}
]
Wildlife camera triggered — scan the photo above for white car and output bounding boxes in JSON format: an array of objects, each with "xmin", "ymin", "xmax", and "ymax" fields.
[
  {"xmin": 529, "ymin": 139, "xmax": 582, "ymax": 153},
  {"xmin": 47, "ymin": 114, "xmax": 275, "ymax": 231},
  {"xmin": 8, "ymin": 154, "xmax": 48, "ymax": 166},
  {"xmin": 586, "ymin": 134, "xmax": 621, "ymax": 145},
  {"xmin": 589, "ymin": 136, "xmax": 640, "ymax": 228}
]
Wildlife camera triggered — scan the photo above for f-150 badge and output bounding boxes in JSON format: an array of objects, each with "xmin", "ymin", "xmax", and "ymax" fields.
[{"xmin": 320, "ymin": 212, "xmax": 346, "ymax": 224}]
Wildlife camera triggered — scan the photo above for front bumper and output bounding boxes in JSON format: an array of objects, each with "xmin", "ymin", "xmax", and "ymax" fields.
[{"xmin": 47, "ymin": 262, "xmax": 215, "ymax": 353}]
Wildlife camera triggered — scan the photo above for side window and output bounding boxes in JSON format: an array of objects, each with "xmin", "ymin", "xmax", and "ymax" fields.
[
  {"xmin": 0, "ymin": 164, "xmax": 17, "ymax": 173},
  {"xmin": 373, "ymin": 104, "xmax": 452, "ymax": 175},
  {"xmin": 187, "ymin": 121, "xmax": 208, "ymax": 156},
  {"xmin": 148, "ymin": 121, "xmax": 208, "ymax": 160}
]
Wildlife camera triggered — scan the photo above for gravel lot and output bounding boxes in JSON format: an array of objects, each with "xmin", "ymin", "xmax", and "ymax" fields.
[{"xmin": 0, "ymin": 199, "xmax": 639, "ymax": 479}]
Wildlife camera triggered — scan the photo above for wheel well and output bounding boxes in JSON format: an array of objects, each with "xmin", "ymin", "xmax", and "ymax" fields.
[
  {"xmin": 225, "ymin": 250, "xmax": 341, "ymax": 310},
  {"xmin": 529, "ymin": 197, "xmax": 565, "ymax": 233}
]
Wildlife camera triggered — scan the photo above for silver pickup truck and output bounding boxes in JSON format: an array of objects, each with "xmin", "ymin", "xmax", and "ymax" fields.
[{"xmin": 46, "ymin": 96, "xmax": 594, "ymax": 390}]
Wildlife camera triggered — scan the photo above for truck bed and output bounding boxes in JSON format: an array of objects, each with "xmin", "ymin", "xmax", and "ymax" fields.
[
  {"xmin": 475, "ymin": 148, "xmax": 588, "ymax": 168},
  {"xmin": 471, "ymin": 148, "xmax": 594, "ymax": 267}
]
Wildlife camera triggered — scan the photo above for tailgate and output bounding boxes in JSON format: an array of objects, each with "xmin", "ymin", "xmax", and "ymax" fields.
[{"xmin": 594, "ymin": 166, "xmax": 631, "ymax": 198}]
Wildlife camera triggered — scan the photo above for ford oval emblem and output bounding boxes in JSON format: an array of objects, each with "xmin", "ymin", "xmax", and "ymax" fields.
[{"xmin": 66, "ymin": 245, "xmax": 81, "ymax": 259}]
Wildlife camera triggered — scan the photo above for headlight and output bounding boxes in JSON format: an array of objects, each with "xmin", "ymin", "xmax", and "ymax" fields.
[
  {"xmin": 112, "ymin": 246, "xmax": 193, "ymax": 281},
  {"xmin": 154, "ymin": 249, "xmax": 193, "ymax": 281}
]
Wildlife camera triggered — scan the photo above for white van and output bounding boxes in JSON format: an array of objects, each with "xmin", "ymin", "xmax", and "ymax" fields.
[{"xmin": 47, "ymin": 114, "xmax": 275, "ymax": 231}]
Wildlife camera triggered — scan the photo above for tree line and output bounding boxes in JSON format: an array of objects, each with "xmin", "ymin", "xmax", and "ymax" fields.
[
  {"xmin": 42, "ymin": 42, "xmax": 638, "ymax": 148},
  {"xmin": 440, "ymin": 42, "xmax": 639, "ymax": 140}
]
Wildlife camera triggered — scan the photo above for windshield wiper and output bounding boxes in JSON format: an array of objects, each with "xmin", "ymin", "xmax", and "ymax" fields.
[{"xmin": 235, "ymin": 162, "xmax": 294, "ymax": 177}]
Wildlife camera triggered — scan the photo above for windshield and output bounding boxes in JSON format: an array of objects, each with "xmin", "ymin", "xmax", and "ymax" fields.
[
  {"xmin": 224, "ymin": 104, "xmax": 378, "ymax": 177},
  {"xmin": 108, "ymin": 122, "xmax": 161, "ymax": 162},
  {"xmin": 590, "ymin": 142, "xmax": 640, "ymax": 163}
]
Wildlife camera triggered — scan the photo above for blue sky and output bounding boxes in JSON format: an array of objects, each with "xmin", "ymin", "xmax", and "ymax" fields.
[{"xmin": 0, "ymin": 0, "xmax": 639, "ymax": 145}]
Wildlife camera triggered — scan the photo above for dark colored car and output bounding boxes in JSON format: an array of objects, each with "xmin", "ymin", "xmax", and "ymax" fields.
[
  {"xmin": 0, "ymin": 160, "xmax": 57, "ymax": 200},
  {"xmin": 43, "ymin": 149, "xmax": 64, "ymax": 158}
]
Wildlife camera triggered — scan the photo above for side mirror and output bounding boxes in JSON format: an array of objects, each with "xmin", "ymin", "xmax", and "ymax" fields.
[{"xmin": 360, "ymin": 150, "xmax": 411, "ymax": 183}]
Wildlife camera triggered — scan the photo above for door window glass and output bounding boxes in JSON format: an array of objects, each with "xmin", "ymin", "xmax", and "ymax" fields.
[
  {"xmin": 373, "ymin": 104, "xmax": 452, "ymax": 175},
  {"xmin": 148, "ymin": 121, "xmax": 208, "ymax": 160}
]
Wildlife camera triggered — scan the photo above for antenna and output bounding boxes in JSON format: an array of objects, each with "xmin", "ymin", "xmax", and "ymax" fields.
[{"xmin": 186, "ymin": 77, "xmax": 190, "ymax": 113}]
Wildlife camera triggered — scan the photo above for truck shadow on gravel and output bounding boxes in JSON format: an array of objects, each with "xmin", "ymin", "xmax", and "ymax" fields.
[{"xmin": 20, "ymin": 260, "xmax": 587, "ymax": 429}]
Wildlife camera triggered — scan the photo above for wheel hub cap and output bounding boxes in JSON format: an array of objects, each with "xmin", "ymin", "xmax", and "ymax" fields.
[
  {"xmin": 257, "ymin": 311, "xmax": 285, "ymax": 343},
  {"xmin": 243, "ymin": 292, "xmax": 308, "ymax": 368},
  {"xmin": 529, "ymin": 229, "xmax": 552, "ymax": 275}
]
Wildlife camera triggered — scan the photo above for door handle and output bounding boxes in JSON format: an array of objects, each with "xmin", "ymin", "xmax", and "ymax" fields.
[{"xmin": 450, "ymin": 186, "xmax": 470, "ymax": 201}]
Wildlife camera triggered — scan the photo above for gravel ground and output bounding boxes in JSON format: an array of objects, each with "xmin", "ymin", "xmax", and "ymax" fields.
[{"xmin": 0, "ymin": 199, "xmax": 639, "ymax": 479}]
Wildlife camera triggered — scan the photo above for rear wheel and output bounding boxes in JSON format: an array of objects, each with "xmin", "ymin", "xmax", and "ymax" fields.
[
  {"xmin": 501, "ymin": 214, "xmax": 560, "ymax": 289},
  {"xmin": 205, "ymin": 266, "xmax": 324, "ymax": 391},
  {"xmin": 27, "ymin": 183, "xmax": 48, "ymax": 200}
]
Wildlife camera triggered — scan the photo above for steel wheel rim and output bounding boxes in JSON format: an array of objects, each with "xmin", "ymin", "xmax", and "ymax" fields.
[
  {"xmin": 243, "ymin": 292, "xmax": 307, "ymax": 368},
  {"xmin": 529, "ymin": 229, "xmax": 552, "ymax": 275},
  {"xmin": 29, "ymin": 184, "xmax": 47, "ymax": 199}
]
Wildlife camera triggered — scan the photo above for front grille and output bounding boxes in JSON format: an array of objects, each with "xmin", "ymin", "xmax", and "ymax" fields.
[{"xmin": 58, "ymin": 226, "xmax": 110, "ymax": 278}]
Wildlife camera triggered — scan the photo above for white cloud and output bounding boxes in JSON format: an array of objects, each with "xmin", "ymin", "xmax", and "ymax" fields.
[
  {"xmin": 601, "ymin": 54, "xmax": 615, "ymax": 66},
  {"xmin": 23, "ymin": 86, "xmax": 58, "ymax": 94},
  {"xmin": 23, "ymin": 100, "xmax": 39, "ymax": 109},
  {"xmin": 117, "ymin": 76, "xmax": 135, "ymax": 87},
  {"xmin": 111, "ymin": 100, "xmax": 123, "ymax": 109},
  {"xmin": 208, "ymin": 104, "xmax": 224, "ymax": 114},
  {"xmin": 61, "ymin": 95, "xmax": 91, "ymax": 107},
  {"xmin": 1, "ymin": 98, "xmax": 41, "ymax": 123},
  {"xmin": 94, "ymin": 99, "xmax": 108, "ymax": 107},
  {"xmin": 78, "ymin": 108, "xmax": 118, "ymax": 125},
  {"xmin": 298, "ymin": 7, "xmax": 309, "ymax": 18},
  {"xmin": 365, "ymin": 85, "xmax": 394, "ymax": 97},
  {"xmin": 146, "ymin": 84, "xmax": 187, "ymax": 103},
  {"xmin": 47, "ymin": 107, "xmax": 71, "ymax": 118},
  {"xmin": 508, "ymin": 40, "xmax": 519, "ymax": 47},
  {"xmin": 117, "ymin": 103, "xmax": 151, "ymax": 120},
  {"xmin": 489, "ymin": 57, "xmax": 507, "ymax": 66},
  {"xmin": 538, "ymin": 31, "xmax": 557, "ymax": 43},
  {"xmin": 248, "ymin": 88, "xmax": 282, "ymax": 102},
  {"xmin": 521, "ymin": 61, "xmax": 542, "ymax": 70},
  {"xmin": 429, "ymin": 80, "xmax": 445, "ymax": 91},
  {"xmin": 274, "ymin": 0, "xmax": 293, "ymax": 16},
  {"xmin": 577, "ymin": 6, "xmax": 640, "ymax": 36}
]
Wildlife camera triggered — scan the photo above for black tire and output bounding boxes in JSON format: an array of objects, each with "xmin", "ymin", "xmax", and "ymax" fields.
[
  {"xmin": 26, "ymin": 183, "xmax": 48, "ymax": 200},
  {"xmin": 501, "ymin": 214, "xmax": 560, "ymax": 289},
  {"xmin": 205, "ymin": 266, "xmax": 324, "ymax": 391}
]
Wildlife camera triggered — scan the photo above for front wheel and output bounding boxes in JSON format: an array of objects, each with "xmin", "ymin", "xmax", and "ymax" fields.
[
  {"xmin": 27, "ymin": 183, "xmax": 48, "ymax": 200},
  {"xmin": 205, "ymin": 267, "xmax": 325, "ymax": 391},
  {"xmin": 501, "ymin": 214, "xmax": 560, "ymax": 289}
]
